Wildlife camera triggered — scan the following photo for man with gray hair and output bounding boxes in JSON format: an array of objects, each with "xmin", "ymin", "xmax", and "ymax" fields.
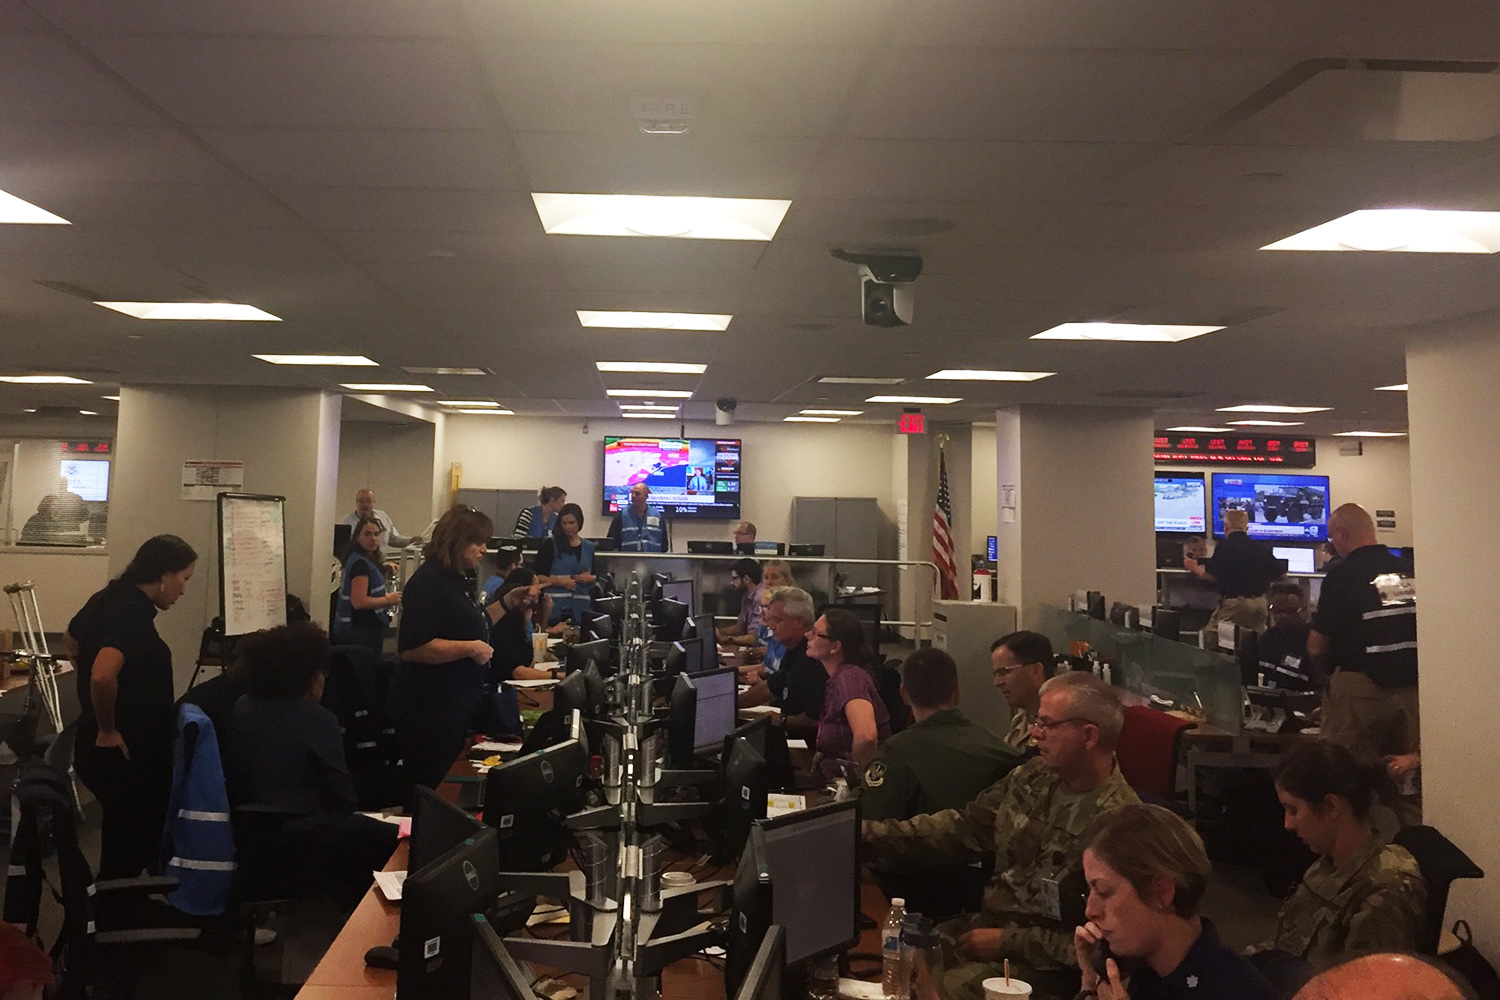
[
  {"xmin": 863, "ymin": 671, "xmax": 1139, "ymax": 1000},
  {"xmin": 1184, "ymin": 506, "xmax": 1284, "ymax": 634},
  {"xmin": 736, "ymin": 586, "xmax": 825, "ymax": 740}
]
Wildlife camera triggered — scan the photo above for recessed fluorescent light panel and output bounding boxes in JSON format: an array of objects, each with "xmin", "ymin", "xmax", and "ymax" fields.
[
  {"xmin": 621, "ymin": 412, "xmax": 677, "ymax": 419},
  {"xmin": 79, "ymin": 410, "xmax": 98, "ymax": 416},
  {"xmin": 0, "ymin": 189, "xmax": 69, "ymax": 225},
  {"xmin": 403, "ymin": 367, "xmax": 490, "ymax": 376},
  {"xmin": 339, "ymin": 383, "xmax": 434, "ymax": 392},
  {"xmin": 96, "ymin": 301, "xmax": 281, "ymax": 321},
  {"xmin": 532, "ymin": 193, "xmax": 791, "ymax": 241},
  {"xmin": 1217, "ymin": 404, "xmax": 1331, "ymax": 414},
  {"xmin": 438, "ymin": 400, "xmax": 501, "ymax": 407},
  {"xmin": 606, "ymin": 389, "xmax": 694, "ymax": 399},
  {"xmin": 1227, "ymin": 419, "xmax": 1304, "ymax": 427},
  {"xmin": 102, "ymin": 395, "xmax": 121, "ymax": 401},
  {"xmin": 785, "ymin": 416, "xmax": 839, "ymax": 423},
  {"xmin": 253, "ymin": 354, "xmax": 376, "ymax": 366},
  {"xmin": 619, "ymin": 404, "xmax": 679, "ymax": 411},
  {"xmin": 1031, "ymin": 322, "xmax": 1224, "ymax": 342},
  {"xmin": 1262, "ymin": 209, "xmax": 1500, "ymax": 253},
  {"xmin": 1165, "ymin": 426, "xmax": 1234, "ymax": 433},
  {"xmin": 1375, "ymin": 383, "xmax": 1409, "ymax": 391},
  {"xmin": 866, "ymin": 395, "xmax": 962, "ymax": 405},
  {"xmin": 927, "ymin": 369, "xmax": 1055, "ymax": 382},
  {"xmin": 0, "ymin": 375, "xmax": 92, "ymax": 384},
  {"xmin": 1333, "ymin": 431, "xmax": 1407, "ymax": 437},
  {"xmin": 818, "ymin": 376, "xmax": 905, "ymax": 385},
  {"xmin": 596, "ymin": 361, "xmax": 706, "ymax": 374},
  {"xmin": 452, "ymin": 408, "xmax": 514, "ymax": 415},
  {"xmin": 800, "ymin": 409, "xmax": 863, "ymax": 416},
  {"xmin": 577, "ymin": 310, "xmax": 732, "ymax": 331}
]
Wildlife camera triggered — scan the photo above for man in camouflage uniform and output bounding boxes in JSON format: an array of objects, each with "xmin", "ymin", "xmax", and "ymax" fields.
[
  {"xmin": 863, "ymin": 672, "xmax": 1139, "ymax": 1000},
  {"xmin": 989, "ymin": 631, "xmax": 1056, "ymax": 753},
  {"xmin": 861, "ymin": 648, "xmax": 1022, "ymax": 919},
  {"xmin": 1258, "ymin": 838, "xmax": 1426, "ymax": 970}
]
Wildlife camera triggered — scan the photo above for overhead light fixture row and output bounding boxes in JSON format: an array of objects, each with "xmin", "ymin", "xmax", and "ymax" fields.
[
  {"xmin": 1375, "ymin": 383, "xmax": 1409, "ymax": 391},
  {"xmin": 97, "ymin": 301, "xmax": 281, "ymax": 321},
  {"xmin": 866, "ymin": 395, "xmax": 961, "ymax": 405},
  {"xmin": 596, "ymin": 361, "xmax": 706, "ymax": 374},
  {"xmin": 340, "ymin": 383, "xmax": 433, "ymax": 392},
  {"xmin": 1227, "ymin": 419, "xmax": 1304, "ymax": 427},
  {"xmin": 533, "ymin": 193, "xmax": 791, "ymax": 241},
  {"xmin": 101, "ymin": 395, "xmax": 121, "ymax": 401},
  {"xmin": 1262, "ymin": 209, "xmax": 1500, "ymax": 253},
  {"xmin": 800, "ymin": 409, "xmax": 863, "ymax": 416},
  {"xmin": 0, "ymin": 188, "xmax": 69, "ymax": 225},
  {"xmin": 1217, "ymin": 404, "xmax": 1331, "ymax": 414},
  {"xmin": 818, "ymin": 376, "xmax": 905, "ymax": 385},
  {"xmin": 1333, "ymin": 431, "xmax": 1406, "ymax": 437},
  {"xmin": 578, "ymin": 310, "xmax": 732, "ymax": 331},
  {"xmin": 785, "ymin": 416, "xmax": 839, "ymax": 423},
  {"xmin": 619, "ymin": 404, "xmax": 679, "ymax": 411},
  {"xmin": 0, "ymin": 375, "xmax": 92, "ymax": 384},
  {"xmin": 438, "ymin": 400, "xmax": 502, "ymax": 407},
  {"xmin": 606, "ymin": 389, "xmax": 694, "ymax": 399},
  {"xmin": 927, "ymin": 369, "xmax": 1054, "ymax": 382},
  {"xmin": 254, "ymin": 354, "xmax": 376, "ymax": 366},
  {"xmin": 621, "ymin": 412, "xmax": 677, "ymax": 419},
  {"xmin": 403, "ymin": 367, "xmax": 490, "ymax": 376},
  {"xmin": 1165, "ymin": 426, "xmax": 1233, "ymax": 433},
  {"xmin": 1032, "ymin": 322, "xmax": 1223, "ymax": 342},
  {"xmin": 452, "ymin": 408, "xmax": 514, "ymax": 415}
]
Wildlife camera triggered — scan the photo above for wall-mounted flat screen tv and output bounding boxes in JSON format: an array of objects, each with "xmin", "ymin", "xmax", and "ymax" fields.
[
  {"xmin": 1211, "ymin": 472, "xmax": 1330, "ymax": 542},
  {"xmin": 1154, "ymin": 474, "xmax": 1206, "ymax": 533},
  {"xmin": 603, "ymin": 437, "xmax": 741, "ymax": 519}
]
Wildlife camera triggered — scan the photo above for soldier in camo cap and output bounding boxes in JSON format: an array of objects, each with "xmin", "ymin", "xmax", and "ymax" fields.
[
  {"xmin": 1252, "ymin": 740, "xmax": 1426, "ymax": 969},
  {"xmin": 863, "ymin": 671, "xmax": 1139, "ymax": 1000}
]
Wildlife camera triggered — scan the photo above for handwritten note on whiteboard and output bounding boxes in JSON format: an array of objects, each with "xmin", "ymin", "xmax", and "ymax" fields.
[{"xmin": 218, "ymin": 493, "xmax": 287, "ymax": 636}]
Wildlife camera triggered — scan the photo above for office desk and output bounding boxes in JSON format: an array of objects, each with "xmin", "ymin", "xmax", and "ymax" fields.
[
  {"xmin": 1182, "ymin": 724, "xmax": 1311, "ymax": 816},
  {"xmin": 297, "ymin": 843, "xmax": 406, "ymax": 999}
]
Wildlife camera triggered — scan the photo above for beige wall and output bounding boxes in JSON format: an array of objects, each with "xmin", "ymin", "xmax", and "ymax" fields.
[
  {"xmin": 108, "ymin": 386, "xmax": 342, "ymax": 691},
  {"xmin": 336, "ymin": 420, "xmax": 439, "ymax": 540},
  {"xmin": 1407, "ymin": 330, "xmax": 1500, "ymax": 958},
  {"xmin": 440, "ymin": 415, "xmax": 901, "ymax": 547}
]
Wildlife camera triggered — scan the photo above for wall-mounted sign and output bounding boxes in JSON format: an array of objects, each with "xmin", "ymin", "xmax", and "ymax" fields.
[
  {"xmin": 61, "ymin": 440, "xmax": 111, "ymax": 454},
  {"xmin": 898, "ymin": 411, "xmax": 926, "ymax": 434},
  {"xmin": 1154, "ymin": 431, "xmax": 1316, "ymax": 468}
]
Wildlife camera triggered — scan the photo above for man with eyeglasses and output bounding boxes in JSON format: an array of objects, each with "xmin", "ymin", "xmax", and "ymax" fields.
[
  {"xmin": 736, "ymin": 587, "xmax": 825, "ymax": 741},
  {"xmin": 340, "ymin": 489, "xmax": 412, "ymax": 550},
  {"xmin": 990, "ymin": 631, "xmax": 1056, "ymax": 752},
  {"xmin": 716, "ymin": 558, "xmax": 766, "ymax": 648},
  {"xmin": 863, "ymin": 672, "xmax": 1139, "ymax": 1000}
]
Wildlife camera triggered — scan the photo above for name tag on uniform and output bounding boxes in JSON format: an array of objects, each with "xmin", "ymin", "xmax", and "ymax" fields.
[{"xmin": 647, "ymin": 516, "xmax": 660, "ymax": 527}]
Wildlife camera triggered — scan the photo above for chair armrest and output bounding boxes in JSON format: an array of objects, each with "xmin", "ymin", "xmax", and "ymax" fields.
[{"xmin": 93, "ymin": 875, "xmax": 180, "ymax": 896}]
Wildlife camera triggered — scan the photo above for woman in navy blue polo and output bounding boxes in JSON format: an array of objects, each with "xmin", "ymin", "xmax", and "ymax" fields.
[{"xmin": 392, "ymin": 505, "xmax": 494, "ymax": 788}]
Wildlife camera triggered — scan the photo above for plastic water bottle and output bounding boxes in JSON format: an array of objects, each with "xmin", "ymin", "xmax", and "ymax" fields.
[{"xmin": 882, "ymin": 897, "xmax": 908, "ymax": 1000}]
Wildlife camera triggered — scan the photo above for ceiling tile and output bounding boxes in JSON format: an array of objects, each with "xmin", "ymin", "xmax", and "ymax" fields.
[
  {"xmin": 0, "ymin": 35, "xmax": 158, "ymax": 123},
  {"xmin": 459, "ymin": 0, "xmax": 894, "ymax": 47},
  {"xmin": 197, "ymin": 128, "xmax": 526, "ymax": 189},
  {"xmin": 26, "ymin": 0, "xmax": 458, "ymax": 36},
  {"xmin": 513, "ymin": 133, "xmax": 817, "ymax": 197},
  {"xmin": 272, "ymin": 187, "xmax": 541, "ymax": 233}
]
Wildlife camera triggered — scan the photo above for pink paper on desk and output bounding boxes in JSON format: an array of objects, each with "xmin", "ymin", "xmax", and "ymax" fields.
[{"xmin": 397, "ymin": 817, "xmax": 413, "ymax": 839}]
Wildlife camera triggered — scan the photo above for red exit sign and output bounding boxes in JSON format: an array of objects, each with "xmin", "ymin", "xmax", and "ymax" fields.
[{"xmin": 898, "ymin": 412, "xmax": 926, "ymax": 434}]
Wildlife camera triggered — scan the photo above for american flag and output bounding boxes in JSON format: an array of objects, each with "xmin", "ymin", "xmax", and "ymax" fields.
[{"xmin": 933, "ymin": 449, "xmax": 959, "ymax": 600}]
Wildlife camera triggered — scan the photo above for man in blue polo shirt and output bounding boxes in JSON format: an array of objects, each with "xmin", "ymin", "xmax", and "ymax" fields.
[{"xmin": 607, "ymin": 482, "xmax": 669, "ymax": 552}]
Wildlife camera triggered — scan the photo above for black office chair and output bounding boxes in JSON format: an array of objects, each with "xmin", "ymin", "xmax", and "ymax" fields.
[
  {"xmin": 1393, "ymin": 824, "xmax": 1486, "ymax": 954},
  {"xmin": 323, "ymin": 644, "xmax": 408, "ymax": 810}
]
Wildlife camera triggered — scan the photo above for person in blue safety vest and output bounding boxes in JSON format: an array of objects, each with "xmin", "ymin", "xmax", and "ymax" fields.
[
  {"xmin": 536, "ymin": 502, "xmax": 597, "ymax": 626},
  {"xmin": 512, "ymin": 485, "xmax": 567, "ymax": 539},
  {"xmin": 607, "ymin": 481, "xmax": 670, "ymax": 552}
]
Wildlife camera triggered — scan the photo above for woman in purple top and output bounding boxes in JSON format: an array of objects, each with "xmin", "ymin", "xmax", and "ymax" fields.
[{"xmin": 808, "ymin": 609, "xmax": 891, "ymax": 781}]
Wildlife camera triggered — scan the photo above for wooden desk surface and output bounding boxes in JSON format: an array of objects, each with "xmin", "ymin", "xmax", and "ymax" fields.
[{"xmin": 297, "ymin": 843, "xmax": 404, "ymax": 999}]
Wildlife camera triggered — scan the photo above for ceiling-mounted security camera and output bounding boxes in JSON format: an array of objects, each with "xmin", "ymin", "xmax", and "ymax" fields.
[
  {"xmin": 715, "ymin": 397, "xmax": 737, "ymax": 426},
  {"xmin": 830, "ymin": 248, "xmax": 923, "ymax": 328}
]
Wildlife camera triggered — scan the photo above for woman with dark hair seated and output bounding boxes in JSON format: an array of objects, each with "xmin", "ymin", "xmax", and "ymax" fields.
[
  {"xmin": 1255, "ymin": 740, "xmax": 1426, "ymax": 969},
  {"xmin": 471, "ymin": 568, "xmax": 559, "ymax": 737},
  {"xmin": 225, "ymin": 622, "xmax": 398, "ymax": 910},
  {"xmin": 807, "ymin": 608, "xmax": 890, "ymax": 781},
  {"xmin": 1074, "ymin": 804, "xmax": 1278, "ymax": 1000}
]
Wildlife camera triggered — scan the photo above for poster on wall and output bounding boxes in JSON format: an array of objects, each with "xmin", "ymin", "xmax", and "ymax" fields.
[{"xmin": 182, "ymin": 460, "xmax": 244, "ymax": 501}]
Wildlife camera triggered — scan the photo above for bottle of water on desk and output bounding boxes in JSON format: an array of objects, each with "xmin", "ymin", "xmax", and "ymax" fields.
[{"xmin": 882, "ymin": 897, "xmax": 908, "ymax": 1000}]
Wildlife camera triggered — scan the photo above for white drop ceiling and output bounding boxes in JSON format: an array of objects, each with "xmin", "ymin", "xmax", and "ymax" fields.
[{"xmin": 3, "ymin": 0, "xmax": 1499, "ymax": 433}]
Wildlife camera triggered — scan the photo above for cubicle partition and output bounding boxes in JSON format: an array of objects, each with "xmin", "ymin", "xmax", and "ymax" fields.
[{"xmin": 1036, "ymin": 603, "xmax": 1244, "ymax": 736}]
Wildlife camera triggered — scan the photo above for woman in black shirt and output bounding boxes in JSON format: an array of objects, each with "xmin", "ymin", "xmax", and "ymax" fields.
[
  {"xmin": 393, "ymin": 505, "xmax": 494, "ymax": 788},
  {"xmin": 66, "ymin": 534, "xmax": 197, "ymax": 878},
  {"xmin": 472, "ymin": 568, "xmax": 559, "ymax": 737}
]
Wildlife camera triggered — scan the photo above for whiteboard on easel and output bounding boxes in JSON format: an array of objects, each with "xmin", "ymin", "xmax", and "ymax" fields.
[{"xmin": 217, "ymin": 492, "xmax": 288, "ymax": 637}]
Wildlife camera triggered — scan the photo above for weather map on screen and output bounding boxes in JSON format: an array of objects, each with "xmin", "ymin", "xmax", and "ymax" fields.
[{"xmin": 603, "ymin": 437, "xmax": 741, "ymax": 518}]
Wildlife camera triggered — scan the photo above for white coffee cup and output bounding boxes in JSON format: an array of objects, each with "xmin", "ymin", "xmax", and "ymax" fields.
[
  {"xmin": 982, "ymin": 977, "xmax": 1032, "ymax": 999},
  {"xmin": 660, "ymin": 871, "xmax": 696, "ymax": 889}
]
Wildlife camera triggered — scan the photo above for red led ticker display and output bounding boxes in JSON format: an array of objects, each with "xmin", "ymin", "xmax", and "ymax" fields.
[
  {"xmin": 1153, "ymin": 432, "xmax": 1315, "ymax": 468},
  {"xmin": 61, "ymin": 441, "xmax": 112, "ymax": 454},
  {"xmin": 897, "ymin": 412, "xmax": 926, "ymax": 435}
]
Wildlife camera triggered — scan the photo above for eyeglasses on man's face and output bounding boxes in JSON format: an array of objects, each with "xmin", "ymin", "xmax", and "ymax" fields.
[{"xmin": 1030, "ymin": 716, "xmax": 1089, "ymax": 733}]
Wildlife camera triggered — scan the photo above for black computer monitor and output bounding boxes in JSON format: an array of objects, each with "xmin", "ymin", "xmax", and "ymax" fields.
[
  {"xmin": 1152, "ymin": 607, "xmax": 1181, "ymax": 642},
  {"xmin": 594, "ymin": 594, "xmax": 625, "ymax": 621},
  {"xmin": 687, "ymin": 540, "xmax": 734, "ymax": 555},
  {"xmin": 667, "ymin": 673, "xmax": 698, "ymax": 768},
  {"xmin": 787, "ymin": 544, "xmax": 824, "ymax": 557},
  {"xmin": 727, "ymin": 801, "xmax": 860, "ymax": 991},
  {"xmin": 587, "ymin": 613, "xmax": 615, "ymax": 643},
  {"xmin": 733, "ymin": 925, "xmax": 786, "ymax": 1000},
  {"xmin": 661, "ymin": 578, "xmax": 695, "ymax": 614},
  {"xmin": 470, "ymin": 914, "xmax": 541, "ymax": 1000},
  {"xmin": 581, "ymin": 661, "xmax": 606, "ymax": 715},
  {"xmin": 688, "ymin": 667, "xmax": 738, "ymax": 754},
  {"xmin": 398, "ymin": 828, "xmax": 501, "ymax": 1000},
  {"xmin": 333, "ymin": 522, "xmax": 353, "ymax": 555},
  {"xmin": 1086, "ymin": 591, "xmax": 1106, "ymax": 620},
  {"xmin": 553, "ymin": 669, "xmax": 589, "ymax": 715},
  {"xmin": 717, "ymin": 735, "xmax": 768, "ymax": 864},
  {"xmin": 565, "ymin": 638, "xmax": 610, "ymax": 675},
  {"xmin": 656, "ymin": 597, "xmax": 690, "ymax": 642},
  {"xmin": 409, "ymin": 784, "xmax": 485, "ymax": 873},
  {"xmin": 483, "ymin": 732, "xmax": 589, "ymax": 872},
  {"xmin": 517, "ymin": 538, "xmax": 543, "ymax": 553},
  {"xmin": 663, "ymin": 639, "xmax": 703, "ymax": 678},
  {"xmin": 725, "ymin": 715, "xmax": 794, "ymax": 791}
]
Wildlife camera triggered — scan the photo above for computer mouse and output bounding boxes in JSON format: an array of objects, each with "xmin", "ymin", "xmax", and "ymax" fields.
[{"xmin": 363, "ymin": 944, "xmax": 399, "ymax": 970}]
